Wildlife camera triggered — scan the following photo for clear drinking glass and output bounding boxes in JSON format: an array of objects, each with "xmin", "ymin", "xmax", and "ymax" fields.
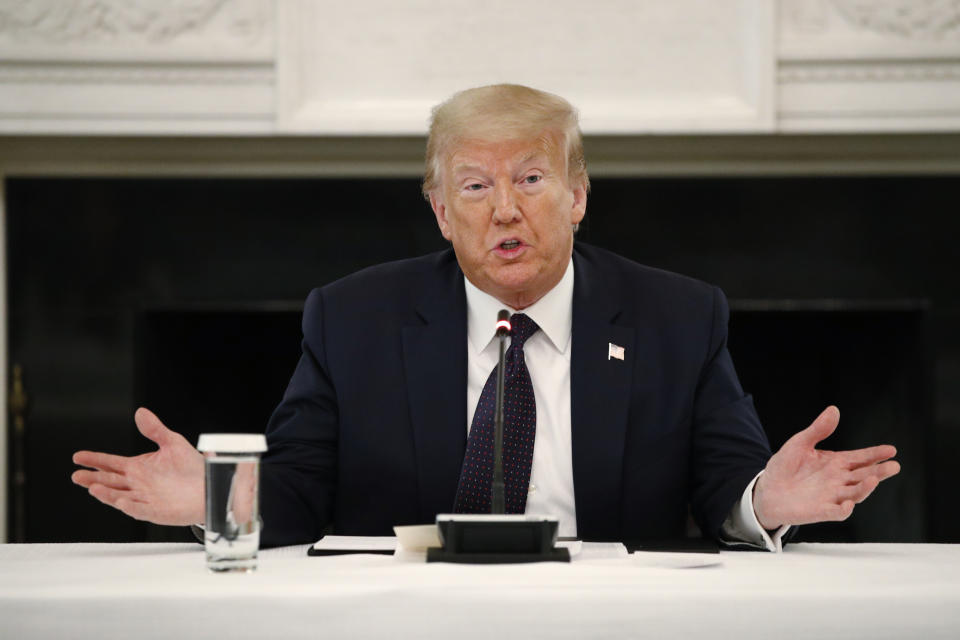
[{"xmin": 197, "ymin": 433, "xmax": 267, "ymax": 572}]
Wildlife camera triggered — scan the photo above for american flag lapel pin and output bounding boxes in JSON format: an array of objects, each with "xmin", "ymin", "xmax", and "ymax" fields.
[{"xmin": 608, "ymin": 343, "xmax": 625, "ymax": 361}]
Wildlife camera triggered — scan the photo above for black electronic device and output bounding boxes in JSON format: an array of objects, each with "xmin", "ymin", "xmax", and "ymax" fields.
[{"xmin": 427, "ymin": 515, "xmax": 569, "ymax": 564}]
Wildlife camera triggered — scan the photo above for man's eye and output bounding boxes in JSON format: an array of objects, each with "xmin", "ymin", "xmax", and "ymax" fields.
[
  {"xmin": 465, "ymin": 183, "xmax": 484, "ymax": 191},
  {"xmin": 523, "ymin": 175, "xmax": 542, "ymax": 184}
]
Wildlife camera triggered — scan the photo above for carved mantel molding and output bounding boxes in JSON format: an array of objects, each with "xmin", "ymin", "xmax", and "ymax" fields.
[
  {"xmin": 831, "ymin": 0, "xmax": 960, "ymax": 40},
  {"xmin": 0, "ymin": 0, "xmax": 272, "ymax": 54},
  {"xmin": 0, "ymin": 1, "xmax": 958, "ymax": 134},
  {"xmin": 0, "ymin": 0, "xmax": 275, "ymax": 134},
  {"xmin": 777, "ymin": 0, "xmax": 960, "ymax": 130},
  {"xmin": 779, "ymin": 60, "xmax": 960, "ymax": 83}
]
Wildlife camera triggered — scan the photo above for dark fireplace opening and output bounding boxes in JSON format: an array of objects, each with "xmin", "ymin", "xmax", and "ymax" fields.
[
  {"xmin": 6, "ymin": 176, "xmax": 957, "ymax": 543},
  {"xmin": 727, "ymin": 303, "xmax": 930, "ymax": 543},
  {"xmin": 133, "ymin": 307, "xmax": 303, "ymax": 542},
  {"xmin": 135, "ymin": 307, "xmax": 304, "ymax": 442}
]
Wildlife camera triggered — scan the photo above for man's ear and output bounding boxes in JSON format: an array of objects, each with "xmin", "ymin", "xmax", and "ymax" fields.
[
  {"xmin": 570, "ymin": 182, "xmax": 587, "ymax": 226},
  {"xmin": 429, "ymin": 191, "xmax": 452, "ymax": 241}
]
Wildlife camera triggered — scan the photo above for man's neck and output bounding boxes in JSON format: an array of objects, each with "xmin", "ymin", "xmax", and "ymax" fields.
[{"xmin": 464, "ymin": 257, "xmax": 575, "ymax": 356}]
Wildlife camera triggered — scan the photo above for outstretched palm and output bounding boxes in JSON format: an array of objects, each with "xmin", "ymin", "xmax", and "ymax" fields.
[
  {"xmin": 72, "ymin": 408, "xmax": 205, "ymax": 526},
  {"xmin": 753, "ymin": 406, "xmax": 900, "ymax": 530}
]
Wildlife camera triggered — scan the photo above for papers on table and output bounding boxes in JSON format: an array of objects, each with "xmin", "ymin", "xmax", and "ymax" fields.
[
  {"xmin": 309, "ymin": 536, "xmax": 397, "ymax": 556},
  {"xmin": 393, "ymin": 524, "xmax": 442, "ymax": 551},
  {"xmin": 311, "ymin": 532, "xmax": 722, "ymax": 567},
  {"xmin": 576, "ymin": 542, "xmax": 625, "ymax": 560},
  {"xmin": 631, "ymin": 551, "xmax": 723, "ymax": 568}
]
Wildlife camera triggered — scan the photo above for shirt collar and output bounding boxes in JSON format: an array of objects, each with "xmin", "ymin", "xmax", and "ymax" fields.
[{"xmin": 464, "ymin": 257, "xmax": 574, "ymax": 355}]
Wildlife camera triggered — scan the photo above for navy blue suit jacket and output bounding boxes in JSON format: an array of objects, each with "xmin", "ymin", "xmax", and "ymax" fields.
[{"xmin": 259, "ymin": 243, "xmax": 772, "ymax": 547}]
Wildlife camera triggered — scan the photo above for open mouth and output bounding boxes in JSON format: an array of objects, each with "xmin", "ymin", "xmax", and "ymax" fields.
[{"xmin": 499, "ymin": 240, "xmax": 521, "ymax": 250}]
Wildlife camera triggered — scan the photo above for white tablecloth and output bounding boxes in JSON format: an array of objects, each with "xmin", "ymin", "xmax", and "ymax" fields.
[{"xmin": 1, "ymin": 543, "xmax": 958, "ymax": 639}]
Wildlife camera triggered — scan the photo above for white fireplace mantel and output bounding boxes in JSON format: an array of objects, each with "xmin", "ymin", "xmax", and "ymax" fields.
[
  {"xmin": 2, "ymin": 0, "xmax": 960, "ymax": 542},
  {"xmin": 1, "ymin": 0, "xmax": 960, "ymax": 136}
]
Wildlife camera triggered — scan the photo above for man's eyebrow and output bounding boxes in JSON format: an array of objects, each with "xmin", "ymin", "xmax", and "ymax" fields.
[
  {"xmin": 451, "ymin": 163, "xmax": 484, "ymax": 176},
  {"xmin": 517, "ymin": 151, "xmax": 546, "ymax": 165},
  {"xmin": 450, "ymin": 152, "xmax": 547, "ymax": 176}
]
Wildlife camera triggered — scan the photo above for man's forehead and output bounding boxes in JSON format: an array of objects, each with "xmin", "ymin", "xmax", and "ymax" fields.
[{"xmin": 445, "ymin": 137, "xmax": 560, "ymax": 172}]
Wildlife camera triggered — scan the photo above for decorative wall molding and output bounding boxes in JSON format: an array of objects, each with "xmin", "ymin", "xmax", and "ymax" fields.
[
  {"xmin": 0, "ymin": 0, "xmax": 275, "ymax": 134},
  {"xmin": 779, "ymin": 60, "xmax": 960, "ymax": 82},
  {"xmin": 777, "ymin": 0, "xmax": 960, "ymax": 130},
  {"xmin": 278, "ymin": 0, "xmax": 775, "ymax": 134},
  {"xmin": 1, "ymin": 1, "xmax": 960, "ymax": 135},
  {"xmin": 0, "ymin": 0, "xmax": 272, "ymax": 53},
  {"xmin": 831, "ymin": 0, "xmax": 960, "ymax": 40},
  {"xmin": 781, "ymin": 0, "xmax": 960, "ymax": 40},
  {"xmin": 0, "ymin": 62, "xmax": 273, "ymax": 85},
  {"xmin": 780, "ymin": 0, "xmax": 960, "ymax": 60}
]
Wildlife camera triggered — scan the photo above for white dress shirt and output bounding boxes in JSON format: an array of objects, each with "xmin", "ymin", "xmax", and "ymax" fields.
[{"xmin": 463, "ymin": 257, "xmax": 789, "ymax": 550}]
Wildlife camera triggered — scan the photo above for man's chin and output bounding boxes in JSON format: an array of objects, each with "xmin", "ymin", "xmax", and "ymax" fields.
[
  {"xmin": 487, "ymin": 266, "xmax": 534, "ymax": 287},
  {"xmin": 482, "ymin": 270, "xmax": 546, "ymax": 309}
]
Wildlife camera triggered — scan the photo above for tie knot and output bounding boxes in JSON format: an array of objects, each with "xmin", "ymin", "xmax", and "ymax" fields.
[{"xmin": 509, "ymin": 313, "xmax": 540, "ymax": 349}]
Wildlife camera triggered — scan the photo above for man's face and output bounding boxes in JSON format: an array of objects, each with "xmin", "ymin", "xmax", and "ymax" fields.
[{"xmin": 429, "ymin": 135, "xmax": 587, "ymax": 310}]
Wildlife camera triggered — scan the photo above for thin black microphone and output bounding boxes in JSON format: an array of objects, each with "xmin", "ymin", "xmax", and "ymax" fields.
[
  {"xmin": 428, "ymin": 308, "xmax": 565, "ymax": 563},
  {"xmin": 491, "ymin": 309, "xmax": 511, "ymax": 515},
  {"xmin": 429, "ymin": 304, "xmax": 564, "ymax": 562}
]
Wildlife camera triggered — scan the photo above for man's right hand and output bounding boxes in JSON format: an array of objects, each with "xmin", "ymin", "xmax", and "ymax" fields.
[{"xmin": 72, "ymin": 407, "xmax": 205, "ymax": 526}]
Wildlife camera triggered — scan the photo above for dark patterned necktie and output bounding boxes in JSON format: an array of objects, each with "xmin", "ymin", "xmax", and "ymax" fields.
[{"xmin": 454, "ymin": 313, "xmax": 540, "ymax": 514}]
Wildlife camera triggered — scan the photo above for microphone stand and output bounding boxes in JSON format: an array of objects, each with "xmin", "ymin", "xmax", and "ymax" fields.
[
  {"xmin": 427, "ymin": 310, "xmax": 569, "ymax": 564},
  {"xmin": 491, "ymin": 310, "xmax": 508, "ymax": 515}
]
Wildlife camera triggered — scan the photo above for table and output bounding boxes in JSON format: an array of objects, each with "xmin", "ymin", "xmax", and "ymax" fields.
[{"xmin": 2, "ymin": 543, "xmax": 958, "ymax": 639}]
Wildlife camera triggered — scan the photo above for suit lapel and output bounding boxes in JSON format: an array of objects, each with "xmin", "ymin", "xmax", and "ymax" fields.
[
  {"xmin": 401, "ymin": 251, "xmax": 468, "ymax": 522},
  {"xmin": 571, "ymin": 247, "xmax": 635, "ymax": 540}
]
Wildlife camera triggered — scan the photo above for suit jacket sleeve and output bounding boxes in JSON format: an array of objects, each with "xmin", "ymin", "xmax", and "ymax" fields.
[
  {"xmin": 689, "ymin": 286, "xmax": 772, "ymax": 540},
  {"xmin": 259, "ymin": 288, "xmax": 338, "ymax": 548}
]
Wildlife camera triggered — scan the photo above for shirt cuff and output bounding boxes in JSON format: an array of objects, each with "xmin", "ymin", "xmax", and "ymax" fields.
[{"xmin": 719, "ymin": 471, "xmax": 790, "ymax": 552}]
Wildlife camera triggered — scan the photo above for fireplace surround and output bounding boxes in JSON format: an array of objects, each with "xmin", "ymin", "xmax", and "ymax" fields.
[{"xmin": 3, "ymin": 163, "xmax": 956, "ymax": 544}]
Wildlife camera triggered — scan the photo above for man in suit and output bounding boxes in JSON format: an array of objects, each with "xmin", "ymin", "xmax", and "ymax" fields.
[{"xmin": 72, "ymin": 84, "xmax": 900, "ymax": 550}]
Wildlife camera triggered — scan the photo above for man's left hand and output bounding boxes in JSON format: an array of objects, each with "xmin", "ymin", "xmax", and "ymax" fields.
[{"xmin": 752, "ymin": 405, "xmax": 900, "ymax": 530}]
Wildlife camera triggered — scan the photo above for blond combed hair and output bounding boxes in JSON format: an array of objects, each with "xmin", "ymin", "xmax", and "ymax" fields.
[{"xmin": 422, "ymin": 84, "xmax": 589, "ymax": 199}]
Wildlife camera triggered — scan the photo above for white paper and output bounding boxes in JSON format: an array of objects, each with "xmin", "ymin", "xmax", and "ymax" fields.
[
  {"xmin": 556, "ymin": 540, "xmax": 584, "ymax": 557},
  {"xmin": 631, "ymin": 551, "xmax": 723, "ymax": 568},
  {"xmin": 393, "ymin": 524, "xmax": 442, "ymax": 551},
  {"xmin": 312, "ymin": 536, "xmax": 397, "ymax": 552},
  {"xmin": 575, "ymin": 542, "xmax": 627, "ymax": 560}
]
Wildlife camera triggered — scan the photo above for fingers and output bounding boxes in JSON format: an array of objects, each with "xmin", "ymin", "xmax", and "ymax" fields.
[
  {"xmin": 841, "ymin": 445, "xmax": 898, "ymax": 470},
  {"xmin": 828, "ymin": 457, "xmax": 900, "ymax": 514},
  {"xmin": 804, "ymin": 500, "xmax": 855, "ymax": 525},
  {"xmin": 72, "ymin": 469, "xmax": 130, "ymax": 490},
  {"xmin": 86, "ymin": 483, "xmax": 188, "ymax": 526},
  {"xmin": 846, "ymin": 459, "xmax": 901, "ymax": 485},
  {"xmin": 836, "ymin": 459, "xmax": 900, "ymax": 503},
  {"xmin": 793, "ymin": 405, "xmax": 840, "ymax": 449},
  {"xmin": 87, "ymin": 484, "xmax": 139, "ymax": 515},
  {"xmin": 87, "ymin": 484, "xmax": 155, "ymax": 522},
  {"xmin": 134, "ymin": 407, "xmax": 172, "ymax": 447},
  {"xmin": 829, "ymin": 500, "xmax": 855, "ymax": 522},
  {"xmin": 830, "ymin": 459, "xmax": 901, "ymax": 514},
  {"xmin": 837, "ymin": 476, "xmax": 880, "ymax": 504},
  {"xmin": 232, "ymin": 463, "xmax": 257, "ymax": 524},
  {"xmin": 72, "ymin": 450, "xmax": 129, "ymax": 474}
]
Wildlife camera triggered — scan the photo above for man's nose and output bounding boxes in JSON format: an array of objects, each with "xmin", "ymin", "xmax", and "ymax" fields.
[{"xmin": 492, "ymin": 184, "xmax": 521, "ymax": 223}]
